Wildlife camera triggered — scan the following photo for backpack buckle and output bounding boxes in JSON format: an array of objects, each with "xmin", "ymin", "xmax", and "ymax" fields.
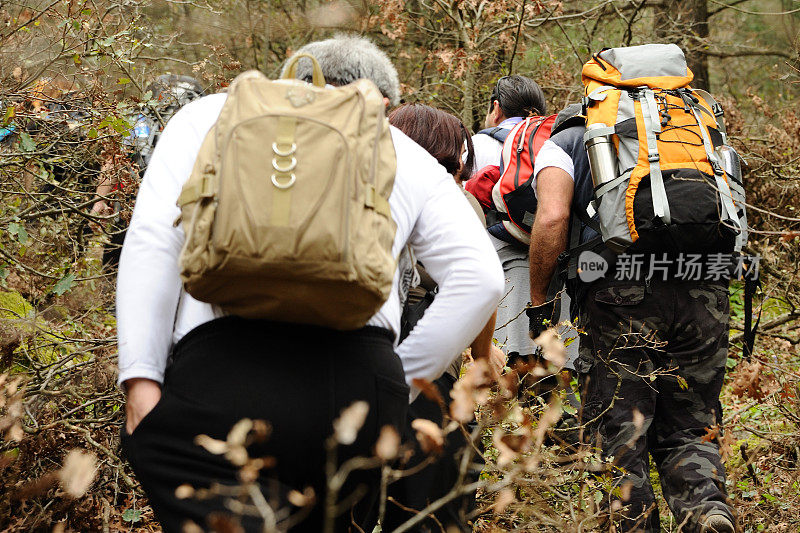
[
  {"xmin": 200, "ymin": 173, "xmax": 215, "ymax": 198},
  {"xmin": 648, "ymin": 153, "xmax": 660, "ymax": 163}
]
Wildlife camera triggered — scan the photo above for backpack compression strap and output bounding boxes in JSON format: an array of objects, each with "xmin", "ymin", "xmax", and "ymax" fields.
[
  {"xmin": 563, "ymin": 203, "xmax": 604, "ymax": 281},
  {"xmin": 743, "ymin": 258, "xmax": 761, "ymax": 361},
  {"xmin": 476, "ymin": 127, "xmax": 511, "ymax": 144}
]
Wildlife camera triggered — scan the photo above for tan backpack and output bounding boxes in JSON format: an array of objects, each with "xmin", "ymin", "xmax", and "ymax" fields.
[{"xmin": 176, "ymin": 53, "xmax": 398, "ymax": 330}]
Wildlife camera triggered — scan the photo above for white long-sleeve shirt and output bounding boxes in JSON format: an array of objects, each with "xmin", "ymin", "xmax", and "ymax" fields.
[{"xmin": 116, "ymin": 93, "xmax": 504, "ymax": 398}]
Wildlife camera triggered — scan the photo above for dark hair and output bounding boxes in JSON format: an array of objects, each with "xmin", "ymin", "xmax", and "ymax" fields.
[
  {"xmin": 388, "ymin": 103, "xmax": 475, "ymax": 183},
  {"xmin": 489, "ymin": 75, "xmax": 547, "ymax": 118}
]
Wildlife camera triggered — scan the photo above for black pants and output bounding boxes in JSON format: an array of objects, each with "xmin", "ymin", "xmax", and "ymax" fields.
[
  {"xmin": 121, "ymin": 316, "xmax": 409, "ymax": 532},
  {"xmin": 383, "ymin": 373, "xmax": 478, "ymax": 532}
]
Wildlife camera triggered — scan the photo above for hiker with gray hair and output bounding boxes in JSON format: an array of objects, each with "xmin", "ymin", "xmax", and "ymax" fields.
[{"xmin": 116, "ymin": 34, "xmax": 503, "ymax": 532}]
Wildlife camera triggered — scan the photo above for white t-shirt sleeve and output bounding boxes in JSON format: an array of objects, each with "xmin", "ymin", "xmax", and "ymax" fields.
[
  {"xmin": 116, "ymin": 95, "xmax": 225, "ymax": 386},
  {"xmin": 532, "ymin": 139, "xmax": 575, "ymax": 196}
]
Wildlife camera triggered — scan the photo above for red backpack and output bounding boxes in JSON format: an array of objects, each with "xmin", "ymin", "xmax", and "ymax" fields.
[{"xmin": 490, "ymin": 115, "xmax": 556, "ymax": 244}]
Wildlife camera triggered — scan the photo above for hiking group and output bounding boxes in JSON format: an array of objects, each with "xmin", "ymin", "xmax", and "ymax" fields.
[{"xmin": 115, "ymin": 35, "xmax": 749, "ymax": 533}]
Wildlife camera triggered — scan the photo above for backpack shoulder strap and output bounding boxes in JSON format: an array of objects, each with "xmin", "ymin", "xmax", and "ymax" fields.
[
  {"xmin": 477, "ymin": 126, "xmax": 511, "ymax": 144},
  {"xmin": 693, "ymin": 88, "xmax": 728, "ymax": 143}
]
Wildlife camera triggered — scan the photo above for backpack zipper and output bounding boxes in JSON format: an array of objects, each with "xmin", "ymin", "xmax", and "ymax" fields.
[
  {"xmin": 514, "ymin": 117, "xmax": 545, "ymax": 189},
  {"xmin": 512, "ymin": 119, "xmax": 533, "ymax": 189}
]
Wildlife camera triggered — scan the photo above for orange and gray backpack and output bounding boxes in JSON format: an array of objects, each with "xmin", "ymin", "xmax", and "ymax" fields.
[
  {"xmin": 176, "ymin": 53, "xmax": 398, "ymax": 330},
  {"xmin": 572, "ymin": 44, "xmax": 747, "ymax": 257}
]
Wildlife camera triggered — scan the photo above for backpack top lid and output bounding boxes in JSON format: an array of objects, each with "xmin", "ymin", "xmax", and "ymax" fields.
[{"xmin": 582, "ymin": 44, "xmax": 693, "ymax": 90}]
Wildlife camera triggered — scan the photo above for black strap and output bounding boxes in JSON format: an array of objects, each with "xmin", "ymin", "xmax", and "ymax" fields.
[
  {"xmin": 545, "ymin": 271, "xmax": 563, "ymax": 321},
  {"xmin": 485, "ymin": 210, "xmax": 509, "ymax": 226},
  {"xmin": 743, "ymin": 265, "xmax": 761, "ymax": 361},
  {"xmin": 400, "ymin": 263, "xmax": 438, "ymax": 342},
  {"xmin": 564, "ymin": 205, "xmax": 604, "ymax": 281},
  {"xmin": 476, "ymin": 127, "xmax": 511, "ymax": 144},
  {"xmin": 574, "ymin": 203, "xmax": 602, "ymax": 235}
]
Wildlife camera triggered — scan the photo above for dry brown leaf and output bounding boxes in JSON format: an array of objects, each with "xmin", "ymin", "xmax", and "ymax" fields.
[
  {"xmin": 450, "ymin": 359, "xmax": 491, "ymax": 423},
  {"xmin": 411, "ymin": 418, "xmax": 444, "ymax": 455},
  {"xmin": 534, "ymin": 328, "xmax": 566, "ymax": 368},
  {"xmin": 206, "ymin": 513, "xmax": 244, "ymax": 533},
  {"xmin": 288, "ymin": 487, "xmax": 315, "ymax": 507},
  {"xmin": 719, "ymin": 429, "xmax": 736, "ymax": 464},
  {"xmin": 225, "ymin": 445, "xmax": 249, "ymax": 467},
  {"xmin": 238, "ymin": 460, "xmax": 260, "ymax": 483},
  {"xmin": 731, "ymin": 361, "xmax": 765, "ymax": 399},
  {"xmin": 632, "ymin": 408, "xmax": 644, "ymax": 431},
  {"xmin": 624, "ymin": 408, "xmax": 646, "ymax": 447},
  {"xmin": 492, "ymin": 488, "xmax": 515, "ymax": 514},
  {"xmin": 194, "ymin": 434, "xmax": 229, "ymax": 455},
  {"xmin": 252, "ymin": 420, "xmax": 271, "ymax": 442},
  {"xmin": 375, "ymin": 425, "xmax": 400, "ymax": 461},
  {"xmin": 182, "ymin": 521, "xmax": 204, "ymax": 533},
  {"xmin": 58, "ymin": 449, "xmax": 97, "ymax": 498},
  {"xmin": 493, "ymin": 429, "xmax": 519, "ymax": 468},
  {"xmin": 7, "ymin": 422, "xmax": 23, "ymax": 442},
  {"xmin": 333, "ymin": 401, "xmax": 369, "ymax": 445},
  {"xmin": 412, "ymin": 378, "xmax": 443, "ymax": 405},
  {"xmin": 226, "ymin": 418, "xmax": 253, "ymax": 447},
  {"xmin": 534, "ymin": 400, "xmax": 563, "ymax": 449},
  {"xmin": 701, "ymin": 425, "xmax": 720, "ymax": 443},
  {"xmin": 175, "ymin": 484, "xmax": 195, "ymax": 499},
  {"xmin": 620, "ymin": 482, "xmax": 633, "ymax": 502}
]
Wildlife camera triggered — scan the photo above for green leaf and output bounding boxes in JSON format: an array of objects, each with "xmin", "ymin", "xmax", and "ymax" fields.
[
  {"xmin": 7, "ymin": 222, "xmax": 28, "ymax": 244},
  {"xmin": 52, "ymin": 273, "xmax": 75, "ymax": 296},
  {"xmin": 18, "ymin": 131, "xmax": 35, "ymax": 152},
  {"xmin": 111, "ymin": 117, "xmax": 131, "ymax": 133},
  {"xmin": 677, "ymin": 376, "xmax": 688, "ymax": 390},
  {"xmin": 122, "ymin": 508, "xmax": 143, "ymax": 523},
  {"xmin": 117, "ymin": 77, "xmax": 131, "ymax": 85}
]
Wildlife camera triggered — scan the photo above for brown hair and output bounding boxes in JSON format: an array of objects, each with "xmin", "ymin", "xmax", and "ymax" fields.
[{"xmin": 388, "ymin": 103, "xmax": 474, "ymax": 183}]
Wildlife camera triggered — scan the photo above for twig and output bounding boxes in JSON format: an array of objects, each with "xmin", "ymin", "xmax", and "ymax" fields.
[{"xmin": 507, "ymin": 0, "xmax": 527, "ymax": 75}]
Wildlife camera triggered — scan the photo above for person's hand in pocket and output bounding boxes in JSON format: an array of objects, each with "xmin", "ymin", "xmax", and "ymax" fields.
[{"xmin": 124, "ymin": 378, "xmax": 162, "ymax": 434}]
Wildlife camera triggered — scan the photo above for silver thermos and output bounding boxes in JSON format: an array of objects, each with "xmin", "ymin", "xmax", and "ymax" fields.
[{"xmin": 584, "ymin": 123, "xmax": 618, "ymax": 189}]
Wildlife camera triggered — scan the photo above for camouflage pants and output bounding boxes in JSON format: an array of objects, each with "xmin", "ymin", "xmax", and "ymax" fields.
[{"xmin": 575, "ymin": 278, "xmax": 734, "ymax": 532}]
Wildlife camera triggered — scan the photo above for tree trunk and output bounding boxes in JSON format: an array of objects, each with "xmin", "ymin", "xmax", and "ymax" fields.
[
  {"xmin": 462, "ymin": 54, "xmax": 476, "ymax": 131},
  {"xmin": 653, "ymin": 0, "xmax": 710, "ymax": 91},
  {"xmin": 459, "ymin": 21, "xmax": 476, "ymax": 130}
]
